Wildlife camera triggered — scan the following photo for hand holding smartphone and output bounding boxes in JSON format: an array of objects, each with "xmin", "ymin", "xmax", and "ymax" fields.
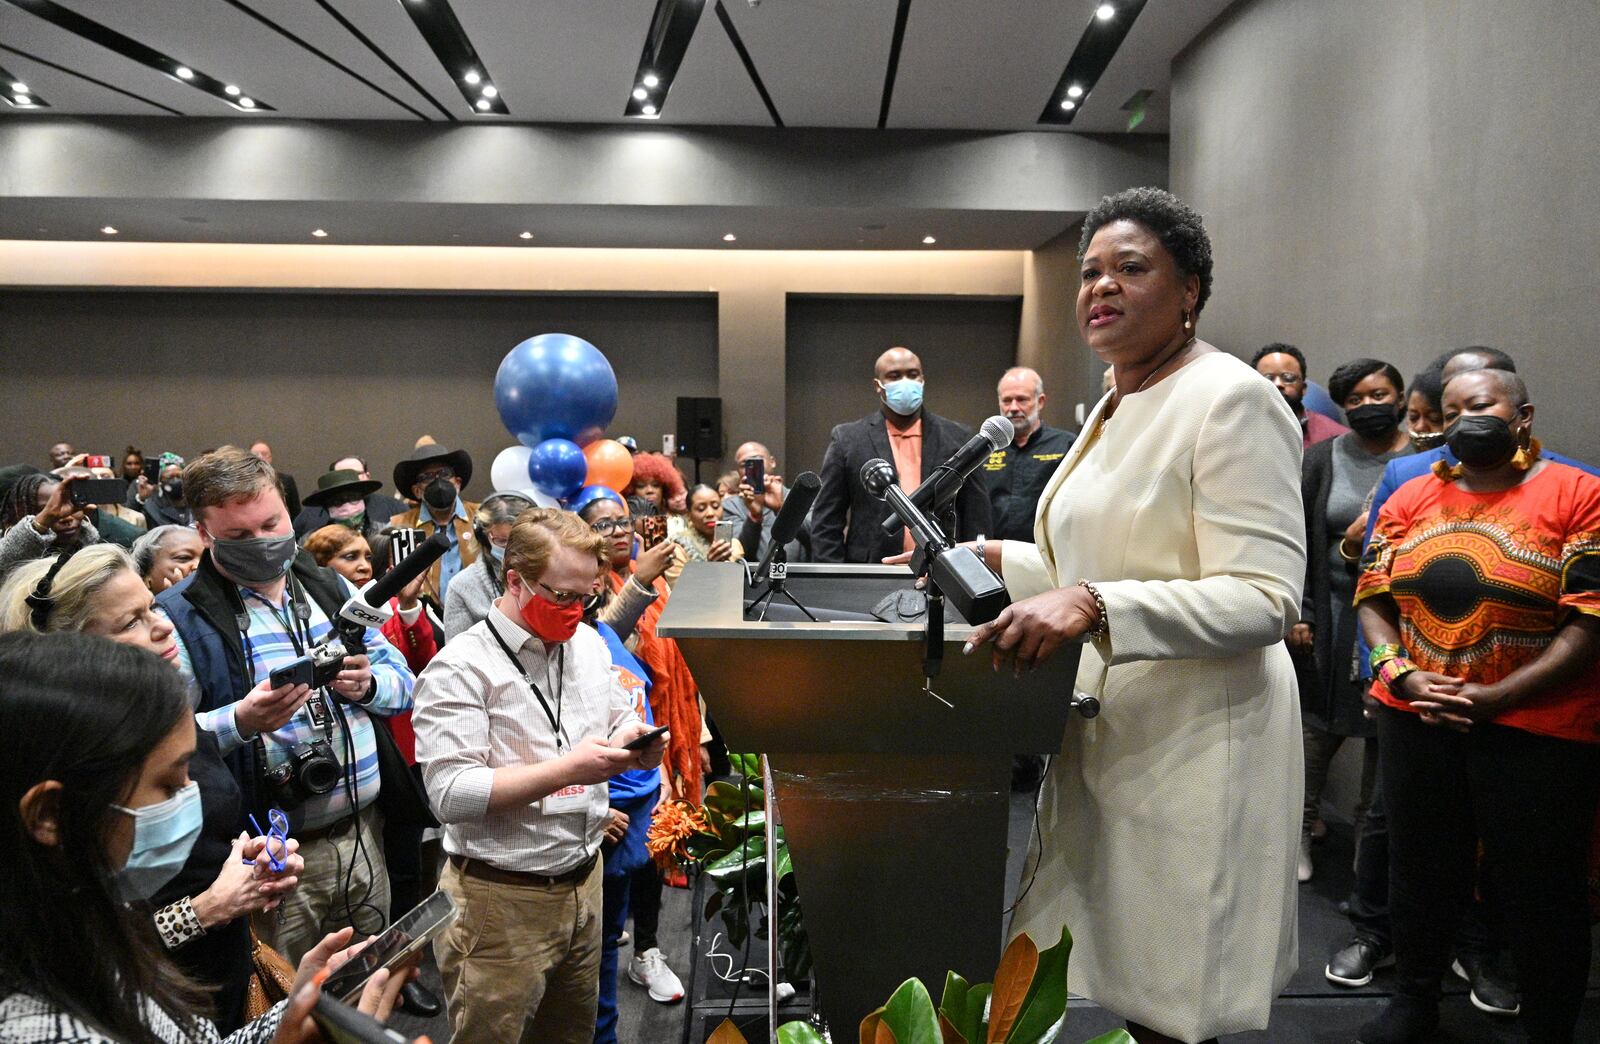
[{"xmin": 622, "ymin": 724, "xmax": 670, "ymax": 751}]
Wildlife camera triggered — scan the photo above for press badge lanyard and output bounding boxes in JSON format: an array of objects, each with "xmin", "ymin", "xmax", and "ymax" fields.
[{"xmin": 486, "ymin": 619, "xmax": 568, "ymax": 751}]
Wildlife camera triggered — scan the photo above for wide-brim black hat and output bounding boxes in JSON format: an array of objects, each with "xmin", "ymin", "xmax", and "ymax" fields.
[
  {"xmin": 393, "ymin": 444, "xmax": 473, "ymax": 494},
  {"xmin": 303, "ymin": 468, "xmax": 384, "ymax": 508}
]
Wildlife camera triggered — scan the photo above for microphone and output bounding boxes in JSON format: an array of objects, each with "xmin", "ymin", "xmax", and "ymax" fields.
[
  {"xmin": 862, "ymin": 458, "xmax": 1009, "ymax": 625},
  {"xmin": 881, "ymin": 415, "xmax": 1013, "ymax": 537},
  {"xmin": 338, "ymin": 530, "xmax": 451, "ymax": 630},
  {"xmin": 754, "ymin": 471, "xmax": 820, "ymax": 582}
]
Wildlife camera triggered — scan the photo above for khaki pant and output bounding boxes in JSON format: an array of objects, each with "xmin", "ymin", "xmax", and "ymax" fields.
[
  {"xmin": 254, "ymin": 804, "xmax": 390, "ymax": 965},
  {"xmin": 435, "ymin": 855, "xmax": 603, "ymax": 1044}
]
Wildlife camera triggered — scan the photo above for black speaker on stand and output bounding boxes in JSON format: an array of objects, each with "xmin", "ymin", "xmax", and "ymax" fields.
[{"xmin": 676, "ymin": 396, "xmax": 723, "ymax": 484}]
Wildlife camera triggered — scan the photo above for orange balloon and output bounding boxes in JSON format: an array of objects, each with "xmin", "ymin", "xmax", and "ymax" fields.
[{"xmin": 583, "ymin": 439, "xmax": 634, "ymax": 492}]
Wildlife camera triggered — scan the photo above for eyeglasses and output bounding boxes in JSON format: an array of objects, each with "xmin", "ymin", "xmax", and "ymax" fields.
[
  {"xmin": 590, "ymin": 518, "xmax": 634, "ymax": 536},
  {"xmin": 1260, "ymin": 372, "xmax": 1304, "ymax": 386},
  {"xmin": 416, "ymin": 467, "xmax": 456, "ymax": 483},
  {"xmin": 241, "ymin": 808, "xmax": 290, "ymax": 873},
  {"xmin": 535, "ymin": 579, "xmax": 588, "ymax": 606}
]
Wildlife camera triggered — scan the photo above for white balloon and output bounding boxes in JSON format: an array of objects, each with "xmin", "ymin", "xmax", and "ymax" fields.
[
  {"xmin": 490, "ymin": 445, "xmax": 534, "ymax": 493},
  {"xmin": 520, "ymin": 487, "xmax": 561, "ymax": 509}
]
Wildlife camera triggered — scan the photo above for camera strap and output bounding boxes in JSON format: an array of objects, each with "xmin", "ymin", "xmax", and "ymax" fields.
[{"xmin": 486, "ymin": 618, "xmax": 567, "ymax": 751}]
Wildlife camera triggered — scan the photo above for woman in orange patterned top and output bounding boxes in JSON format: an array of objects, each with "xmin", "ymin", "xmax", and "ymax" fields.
[{"xmin": 1353, "ymin": 368, "xmax": 1600, "ymax": 1044}]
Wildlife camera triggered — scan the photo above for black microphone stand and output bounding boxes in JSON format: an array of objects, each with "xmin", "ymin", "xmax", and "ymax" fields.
[{"xmin": 744, "ymin": 544, "xmax": 817, "ymax": 622}]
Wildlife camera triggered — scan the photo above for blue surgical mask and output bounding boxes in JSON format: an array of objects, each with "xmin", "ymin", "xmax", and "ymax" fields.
[
  {"xmin": 880, "ymin": 378, "xmax": 924, "ymax": 417},
  {"xmin": 487, "ymin": 543, "xmax": 505, "ymax": 564},
  {"xmin": 112, "ymin": 781, "xmax": 203, "ymax": 901}
]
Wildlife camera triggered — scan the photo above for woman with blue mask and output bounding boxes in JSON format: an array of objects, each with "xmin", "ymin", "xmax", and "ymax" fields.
[
  {"xmin": 441, "ymin": 491, "xmax": 535, "ymax": 641},
  {"xmin": 0, "ymin": 631, "xmax": 410, "ymax": 1044}
]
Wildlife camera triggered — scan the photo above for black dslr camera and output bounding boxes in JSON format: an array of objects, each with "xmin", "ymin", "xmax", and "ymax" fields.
[{"xmin": 256, "ymin": 689, "xmax": 344, "ymax": 809}]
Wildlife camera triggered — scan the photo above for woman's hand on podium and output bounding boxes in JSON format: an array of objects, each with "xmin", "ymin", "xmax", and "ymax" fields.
[{"xmin": 963, "ymin": 585, "xmax": 1100, "ymax": 675}]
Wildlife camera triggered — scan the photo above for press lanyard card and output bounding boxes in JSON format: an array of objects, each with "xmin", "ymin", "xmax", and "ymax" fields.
[{"xmin": 541, "ymin": 783, "xmax": 588, "ymax": 814}]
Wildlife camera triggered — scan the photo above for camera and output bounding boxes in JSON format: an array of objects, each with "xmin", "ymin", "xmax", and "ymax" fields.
[
  {"xmin": 308, "ymin": 635, "xmax": 348, "ymax": 687},
  {"xmin": 258, "ymin": 694, "xmax": 342, "ymax": 808}
]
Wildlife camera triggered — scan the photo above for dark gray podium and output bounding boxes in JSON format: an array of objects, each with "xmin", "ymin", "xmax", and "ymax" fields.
[{"xmin": 658, "ymin": 562, "xmax": 1081, "ymax": 1032}]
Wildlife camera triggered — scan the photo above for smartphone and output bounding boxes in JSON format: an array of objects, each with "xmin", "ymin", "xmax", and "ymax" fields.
[
  {"xmin": 637, "ymin": 515, "xmax": 667, "ymax": 550},
  {"xmin": 311, "ymin": 992, "xmax": 417, "ymax": 1044},
  {"xmin": 320, "ymin": 890, "xmax": 458, "ymax": 1002},
  {"xmin": 622, "ymin": 723, "xmax": 670, "ymax": 751},
  {"xmin": 713, "ymin": 517, "xmax": 736, "ymax": 546},
  {"xmin": 268, "ymin": 656, "xmax": 315, "ymax": 690},
  {"xmin": 741, "ymin": 456, "xmax": 764, "ymax": 492},
  {"xmin": 388, "ymin": 528, "xmax": 425, "ymax": 565},
  {"xmin": 69, "ymin": 478, "xmax": 128, "ymax": 507},
  {"xmin": 82, "ymin": 454, "xmax": 112, "ymax": 470},
  {"xmin": 142, "ymin": 459, "xmax": 161, "ymax": 484},
  {"xmin": 662, "ymin": 433, "xmax": 677, "ymax": 457}
]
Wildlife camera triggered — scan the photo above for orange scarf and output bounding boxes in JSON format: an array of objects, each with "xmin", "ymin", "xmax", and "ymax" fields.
[{"xmin": 610, "ymin": 570, "xmax": 704, "ymax": 803}]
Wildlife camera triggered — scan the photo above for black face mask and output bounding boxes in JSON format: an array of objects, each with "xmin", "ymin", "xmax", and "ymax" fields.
[
  {"xmin": 1445, "ymin": 414, "xmax": 1520, "ymax": 469},
  {"xmin": 1346, "ymin": 402, "xmax": 1402, "ymax": 439},
  {"xmin": 161, "ymin": 479, "xmax": 183, "ymax": 501},
  {"xmin": 423, "ymin": 477, "xmax": 457, "ymax": 511}
]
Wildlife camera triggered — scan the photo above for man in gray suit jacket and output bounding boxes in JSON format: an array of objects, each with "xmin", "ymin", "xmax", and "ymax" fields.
[{"xmin": 812, "ymin": 347, "xmax": 991, "ymax": 563}]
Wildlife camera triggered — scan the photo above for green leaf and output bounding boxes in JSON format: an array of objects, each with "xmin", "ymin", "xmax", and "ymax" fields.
[
  {"xmin": 1080, "ymin": 1033, "xmax": 1135, "ymax": 1044},
  {"xmin": 879, "ymin": 978, "xmax": 942, "ymax": 1044},
  {"xmin": 733, "ymin": 810, "xmax": 767, "ymax": 833},
  {"xmin": 1004, "ymin": 927, "xmax": 1073, "ymax": 1044},
  {"xmin": 937, "ymin": 972, "xmax": 971, "ymax": 1044},
  {"xmin": 776, "ymin": 1021, "xmax": 828, "ymax": 1044},
  {"xmin": 705, "ymin": 839, "xmax": 767, "ymax": 885},
  {"xmin": 773, "ymin": 839, "xmax": 794, "ymax": 882},
  {"xmin": 961, "ymin": 984, "xmax": 992, "ymax": 1044},
  {"xmin": 704, "ymin": 779, "xmax": 752, "ymax": 819}
]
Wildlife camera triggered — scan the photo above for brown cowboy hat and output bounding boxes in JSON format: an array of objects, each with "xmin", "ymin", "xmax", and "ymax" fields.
[{"xmin": 393, "ymin": 444, "xmax": 473, "ymax": 494}]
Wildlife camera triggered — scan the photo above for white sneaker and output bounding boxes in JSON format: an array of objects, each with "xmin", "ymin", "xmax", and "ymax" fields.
[
  {"xmin": 617, "ymin": 929, "xmax": 630, "ymax": 947},
  {"xmin": 628, "ymin": 947, "xmax": 685, "ymax": 1003},
  {"xmin": 1297, "ymin": 833, "xmax": 1314, "ymax": 883}
]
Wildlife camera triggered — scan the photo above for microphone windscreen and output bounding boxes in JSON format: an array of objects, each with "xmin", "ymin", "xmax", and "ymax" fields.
[
  {"xmin": 364, "ymin": 530, "xmax": 451, "ymax": 607},
  {"xmin": 980, "ymin": 415, "xmax": 1015, "ymax": 449}
]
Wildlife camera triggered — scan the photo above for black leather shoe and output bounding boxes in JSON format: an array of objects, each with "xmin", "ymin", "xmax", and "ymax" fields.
[
  {"xmin": 1452, "ymin": 956, "xmax": 1520, "ymax": 1016},
  {"xmin": 1326, "ymin": 937, "xmax": 1394, "ymax": 987},
  {"xmin": 400, "ymin": 980, "xmax": 443, "ymax": 1018}
]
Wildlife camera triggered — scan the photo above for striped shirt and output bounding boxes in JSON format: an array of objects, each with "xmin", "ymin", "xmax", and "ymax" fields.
[
  {"xmin": 175, "ymin": 576, "xmax": 415, "ymax": 831},
  {"xmin": 412, "ymin": 605, "xmax": 640, "ymax": 874}
]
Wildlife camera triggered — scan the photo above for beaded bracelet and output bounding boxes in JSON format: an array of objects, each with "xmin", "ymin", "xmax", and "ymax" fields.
[
  {"xmin": 1078, "ymin": 579, "xmax": 1108, "ymax": 641},
  {"xmin": 1377, "ymin": 656, "xmax": 1419, "ymax": 699},
  {"xmin": 1368, "ymin": 643, "xmax": 1406, "ymax": 672}
]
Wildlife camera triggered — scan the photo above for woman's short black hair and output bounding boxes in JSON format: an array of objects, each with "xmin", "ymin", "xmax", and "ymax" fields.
[
  {"xmin": 1078, "ymin": 187, "xmax": 1214, "ymax": 315},
  {"xmin": 1407, "ymin": 365, "xmax": 1445, "ymax": 413},
  {"xmin": 1327, "ymin": 358, "xmax": 1406, "ymax": 405}
]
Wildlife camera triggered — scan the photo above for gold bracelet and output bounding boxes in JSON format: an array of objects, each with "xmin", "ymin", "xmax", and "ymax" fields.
[
  {"xmin": 1338, "ymin": 536, "xmax": 1362, "ymax": 562},
  {"xmin": 1078, "ymin": 579, "xmax": 1109, "ymax": 641}
]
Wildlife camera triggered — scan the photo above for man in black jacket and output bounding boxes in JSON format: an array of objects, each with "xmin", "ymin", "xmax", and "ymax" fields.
[{"xmin": 812, "ymin": 347, "xmax": 991, "ymax": 563}]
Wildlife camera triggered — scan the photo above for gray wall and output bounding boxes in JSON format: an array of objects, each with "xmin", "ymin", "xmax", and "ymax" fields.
[
  {"xmin": 1171, "ymin": 0, "xmax": 1600, "ymax": 460},
  {"xmin": 0, "ymin": 290, "xmax": 717, "ymax": 496},
  {"xmin": 783, "ymin": 295, "xmax": 1022, "ymax": 478}
]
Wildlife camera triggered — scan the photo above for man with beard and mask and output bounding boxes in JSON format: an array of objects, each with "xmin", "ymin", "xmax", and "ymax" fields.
[
  {"xmin": 981, "ymin": 367, "xmax": 1077, "ymax": 542},
  {"xmin": 157, "ymin": 446, "xmax": 415, "ymax": 966},
  {"xmin": 812, "ymin": 347, "xmax": 992, "ymax": 563},
  {"xmin": 1253, "ymin": 343, "xmax": 1350, "ymax": 449},
  {"xmin": 412, "ymin": 508, "xmax": 666, "ymax": 1044},
  {"xmin": 388, "ymin": 444, "xmax": 481, "ymax": 611},
  {"xmin": 1291, "ymin": 357, "xmax": 1411, "ymax": 885}
]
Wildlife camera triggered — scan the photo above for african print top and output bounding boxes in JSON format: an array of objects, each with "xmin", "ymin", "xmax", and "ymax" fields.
[{"xmin": 1355, "ymin": 461, "xmax": 1600, "ymax": 742}]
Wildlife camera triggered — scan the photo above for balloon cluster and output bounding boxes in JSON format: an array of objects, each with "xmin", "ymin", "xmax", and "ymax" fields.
[{"xmin": 490, "ymin": 333, "xmax": 633, "ymax": 507}]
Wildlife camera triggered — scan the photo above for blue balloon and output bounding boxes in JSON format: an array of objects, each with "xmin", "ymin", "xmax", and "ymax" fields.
[
  {"xmin": 495, "ymin": 334, "xmax": 619, "ymax": 448},
  {"xmin": 527, "ymin": 438, "xmax": 588, "ymax": 501},
  {"xmin": 570, "ymin": 484, "xmax": 624, "ymax": 512}
]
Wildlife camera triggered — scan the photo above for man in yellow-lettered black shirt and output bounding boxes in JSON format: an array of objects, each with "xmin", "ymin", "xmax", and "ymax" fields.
[{"xmin": 983, "ymin": 367, "xmax": 1077, "ymax": 542}]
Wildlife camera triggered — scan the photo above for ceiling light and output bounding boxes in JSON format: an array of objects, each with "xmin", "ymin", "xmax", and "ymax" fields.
[
  {"xmin": 238, "ymin": 97, "xmax": 255, "ymax": 108},
  {"xmin": 1067, "ymin": 84, "xmax": 1083, "ymax": 99},
  {"xmin": 174, "ymin": 67, "xmax": 193, "ymax": 80},
  {"xmin": 311, "ymin": 228, "xmax": 328, "ymax": 238},
  {"xmin": 464, "ymin": 70, "xmax": 481, "ymax": 85},
  {"xmin": 481, "ymin": 84, "xmax": 497, "ymax": 98},
  {"xmin": 922, "ymin": 235, "xmax": 937, "ymax": 245},
  {"xmin": 13, "ymin": 94, "xmax": 31, "ymax": 106},
  {"xmin": 1096, "ymin": 3, "xmax": 1116, "ymax": 19},
  {"xmin": 642, "ymin": 73, "xmax": 659, "ymax": 88},
  {"xmin": 224, "ymin": 84, "xmax": 240, "ymax": 96},
  {"xmin": 723, "ymin": 233, "xmax": 736, "ymax": 242},
  {"xmin": 632, "ymin": 87, "xmax": 647, "ymax": 101},
  {"xmin": 100, "ymin": 226, "xmax": 118, "ymax": 235},
  {"xmin": 475, "ymin": 98, "xmax": 491, "ymax": 111},
  {"xmin": 9, "ymin": 82, "xmax": 26, "ymax": 93},
  {"xmin": 641, "ymin": 103, "xmax": 657, "ymax": 116},
  {"xmin": 1060, "ymin": 99, "xmax": 1076, "ymax": 110},
  {"xmin": 519, "ymin": 231, "xmax": 533, "ymax": 240}
]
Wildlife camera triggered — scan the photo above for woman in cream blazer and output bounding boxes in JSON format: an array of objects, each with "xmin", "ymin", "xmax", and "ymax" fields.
[{"xmin": 968, "ymin": 189, "xmax": 1305, "ymax": 1043}]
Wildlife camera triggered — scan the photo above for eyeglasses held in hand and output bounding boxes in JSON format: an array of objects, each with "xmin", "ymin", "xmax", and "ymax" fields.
[{"xmin": 241, "ymin": 808, "xmax": 290, "ymax": 873}]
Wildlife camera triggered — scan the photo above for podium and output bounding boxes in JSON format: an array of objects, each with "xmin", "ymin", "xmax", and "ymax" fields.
[{"xmin": 658, "ymin": 562, "xmax": 1081, "ymax": 1032}]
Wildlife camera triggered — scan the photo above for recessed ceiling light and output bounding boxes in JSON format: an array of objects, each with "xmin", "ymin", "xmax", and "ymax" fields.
[
  {"xmin": 224, "ymin": 84, "xmax": 240, "ymax": 96},
  {"xmin": 1060, "ymin": 99, "xmax": 1076, "ymax": 110},
  {"xmin": 9, "ymin": 82, "xmax": 26, "ymax": 93},
  {"xmin": 13, "ymin": 94, "xmax": 31, "ymax": 106},
  {"xmin": 722, "ymin": 233, "xmax": 736, "ymax": 242},
  {"xmin": 481, "ymin": 84, "xmax": 497, "ymax": 98},
  {"xmin": 642, "ymin": 73, "xmax": 659, "ymax": 88},
  {"xmin": 1067, "ymin": 84, "xmax": 1083, "ymax": 99},
  {"xmin": 475, "ymin": 98, "xmax": 491, "ymax": 111},
  {"xmin": 922, "ymin": 235, "xmax": 937, "ymax": 245},
  {"xmin": 464, "ymin": 70, "xmax": 481, "ymax": 86},
  {"xmin": 1096, "ymin": 3, "xmax": 1116, "ymax": 20},
  {"xmin": 311, "ymin": 228, "xmax": 328, "ymax": 237},
  {"xmin": 632, "ymin": 87, "xmax": 647, "ymax": 101},
  {"xmin": 641, "ymin": 103, "xmax": 657, "ymax": 116},
  {"xmin": 238, "ymin": 97, "xmax": 255, "ymax": 108},
  {"xmin": 519, "ymin": 231, "xmax": 533, "ymax": 240},
  {"xmin": 100, "ymin": 226, "xmax": 118, "ymax": 235},
  {"xmin": 174, "ymin": 67, "xmax": 193, "ymax": 80}
]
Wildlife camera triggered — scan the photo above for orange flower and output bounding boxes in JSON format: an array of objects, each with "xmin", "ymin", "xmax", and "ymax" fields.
[{"xmin": 647, "ymin": 799, "xmax": 710, "ymax": 872}]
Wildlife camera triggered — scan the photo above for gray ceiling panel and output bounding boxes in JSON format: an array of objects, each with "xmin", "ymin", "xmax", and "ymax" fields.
[
  {"xmin": 715, "ymin": 0, "xmax": 898, "ymax": 128},
  {"xmin": 657, "ymin": 2, "xmax": 775, "ymax": 127}
]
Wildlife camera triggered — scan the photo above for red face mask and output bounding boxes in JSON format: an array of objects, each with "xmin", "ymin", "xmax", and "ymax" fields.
[{"xmin": 518, "ymin": 583, "xmax": 584, "ymax": 643}]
